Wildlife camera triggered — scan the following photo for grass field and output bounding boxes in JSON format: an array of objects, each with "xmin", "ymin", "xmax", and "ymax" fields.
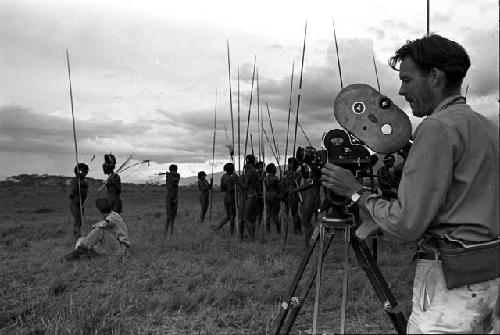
[{"xmin": 0, "ymin": 183, "xmax": 416, "ymax": 334}]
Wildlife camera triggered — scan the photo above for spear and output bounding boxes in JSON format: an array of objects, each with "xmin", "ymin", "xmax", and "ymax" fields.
[
  {"xmin": 250, "ymin": 133, "xmax": 255, "ymax": 157},
  {"xmin": 292, "ymin": 21, "xmax": 307, "ymax": 156},
  {"xmin": 333, "ymin": 19, "xmax": 344, "ymax": 90},
  {"xmin": 262, "ymin": 127, "xmax": 280, "ymax": 170},
  {"xmin": 244, "ymin": 55, "xmax": 257, "ymax": 159},
  {"xmin": 283, "ymin": 60, "xmax": 297, "ymax": 252},
  {"xmin": 427, "ymin": 0, "xmax": 430, "ymax": 36},
  {"xmin": 265, "ymin": 102, "xmax": 281, "ymax": 175},
  {"xmin": 209, "ymin": 89, "xmax": 217, "ymax": 221},
  {"xmin": 116, "ymin": 154, "xmax": 134, "ymax": 173},
  {"xmin": 223, "ymin": 123, "xmax": 234, "ymax": 159},
  {"xmin": 372, "ymin": 49, "xmax": 381, "ymax": 93},
  {"xmin": 119, "ymin": 159, "xmax": 150, "ymax": 174},
  {"xmin": 238, "ymin": 67, "xmax": 241, "ymax": 175},
  {"xmin": 236, "ymin": 67, "xmax": 241, "ymax": 239},
  {"xmin": 289, "ymin": 109, "xmax": 312, "ymax": 147},
  {"xmin": 257, "ymin": 68, "xmax": 261, "ymax": 161},
  {"xmin": 66, "ymin": 49, "xmax": 84, "ymax": 232},
  {"xmin": 284, "ymin": 62, "xmax": 295, "ymax": 169},
  {"xmin": 227, "ymin": 40, "xmax": 235, "ymax": 161},
  {"xmin": 121, "ymin": 160, "xmax": 151, "ymax": 180},
  {"xmin": 257, "ymin": 72, "xmax": 266, "ymax": 239}
]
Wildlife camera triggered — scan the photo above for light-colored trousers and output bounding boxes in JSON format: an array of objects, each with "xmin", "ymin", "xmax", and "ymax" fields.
[
  {"xmin": 76, "ymin": 228, "xmax": 127, "ymax": 256},
  {"xmin": 408, "ymin": 259, "xmax": 499, "ymax": 334}
]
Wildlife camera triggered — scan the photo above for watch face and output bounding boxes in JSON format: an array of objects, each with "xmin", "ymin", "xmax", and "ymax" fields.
[{"xmin": 351, "ymin": 192, "xmax": 361, "ymax": 202}]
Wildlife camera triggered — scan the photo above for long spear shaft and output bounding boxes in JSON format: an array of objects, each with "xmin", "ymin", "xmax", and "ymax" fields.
[
  {"xmin": 227, "ymin": 40, "xmax": 235, "ymax": 159},
  {"xmin": 244, "ymin": 55, "xmax": 257, "ymax": 159},
  {"xmin": 209, "ymin": 89, "xmax": 217, "ymax": 221},
  {"xmin": 238, "ymin": 68, "xmax": 241, "ymax": 175},
  {"xmin": 262, "ymin": 128, "xmax": 281, "ymax": 174},
  {"xmin": 372, "ymin": 49, "xmax": 381, "ymax": 93},
  {"xmin": 290, "ymin": 109, "xmax": 312, "ymax": 147},
  {"xmin": 250, "ymin": 133, "xmax": 255, "ymax": 156},
  {"xmin": 333, "ymin": 19, "xmax": 344, "ymax": 90},
  {"xmin": 293, "ymin": 21, "xmax": 307, "ymax": 156},
  {"xmin": 266, "ymin": 102, "xmax": 280, "ymax": 171},
  {"xmin": 427, "ymin": 0, "xmax": 430, "ymax": 36},
  {"xmin": 257, "ymin": 68, "xmax": 261, "ymax": 161},
  {"xmin": 284, "ymin": 62, "xmax": 295, "ymax": 168},
  {"xmin": 66, "ymin": 49, "xmax": 84, "ymax": 231},
  {"xmin": 236, "ymin": 67, "xmax": 241, "ymax": 239}
]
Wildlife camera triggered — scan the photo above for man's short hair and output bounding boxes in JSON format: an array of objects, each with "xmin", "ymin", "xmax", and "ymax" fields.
[
  {"xmin": 245, "ymin": 155, "xmax": 256, "ymax": 165},
  {"xmin": 169, "ymin": 164, "xmax": 178, "ymax": 172},
  {"xmin": 223, "ymin": 162, "xmax": 234, "ymax": 173},
  {"xmin": 266, "ymin": 163, "xmax": 276, "ymax": 174},
  {"xmin": 95, "ymin": 198, "xmax": 112, "ymax": 213},
  {"xmin": 389, "ymin": 34, "xmax": 470, "ymax": 89}
]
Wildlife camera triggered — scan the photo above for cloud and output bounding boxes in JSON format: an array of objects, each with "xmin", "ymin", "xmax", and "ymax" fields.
[{"xmin": 463, "ymin": 29, "xmax": 499, "ymax": 98}]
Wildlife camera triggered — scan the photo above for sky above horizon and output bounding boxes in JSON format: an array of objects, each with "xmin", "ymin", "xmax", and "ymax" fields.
[{"xmin": 1, "ymin": 0, "xmax": 498, "ymax": 183}]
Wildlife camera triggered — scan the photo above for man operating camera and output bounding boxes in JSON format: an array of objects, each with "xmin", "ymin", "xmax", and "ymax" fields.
[{"xmin": 321, "ymin": 34, "xmax": 499, "ymax": 333}]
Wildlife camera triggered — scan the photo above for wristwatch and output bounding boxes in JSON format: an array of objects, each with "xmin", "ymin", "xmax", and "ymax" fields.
[{"xmin": 351, "ymin": 187, "xmax": 372, "ymax": 203}]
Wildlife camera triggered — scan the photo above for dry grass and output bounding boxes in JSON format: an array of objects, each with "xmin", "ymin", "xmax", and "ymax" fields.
[{"xmin": 0, "ymin": 184, "xmax": 415, "ymax": 334}]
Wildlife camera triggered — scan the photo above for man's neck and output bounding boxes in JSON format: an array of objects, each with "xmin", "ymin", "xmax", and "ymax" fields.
[{"xmin": 430, "ymin": 88, "xmax": 462, "ymax": 115}]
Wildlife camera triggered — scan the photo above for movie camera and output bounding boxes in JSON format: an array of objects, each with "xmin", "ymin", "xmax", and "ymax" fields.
[{"xmin": 295, "ymin": 128, "xmax": 378, "ymax": 222}]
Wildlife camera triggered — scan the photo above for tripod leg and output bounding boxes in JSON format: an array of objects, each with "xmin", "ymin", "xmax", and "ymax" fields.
[
  {"xmin": 372, "ymin": 236, "xmax": 378, "ymax": 262},
  {"xmin": 273, "ymin": 226, "xmax": 320, "ymax": 335},
  {"xmin": 312, "ymin": 222, "xmax": 325, "ymax": 334},
  {"xmin": 350, "ymin": 230, "xmax": 407, "ymax": 334},
  {"xmin": 340, "ymin": 224, "xmax": 350, "ymax": 334},
  {"xmin": 281, "ymin": 234, "xmax": 334, "ymax": 335}
]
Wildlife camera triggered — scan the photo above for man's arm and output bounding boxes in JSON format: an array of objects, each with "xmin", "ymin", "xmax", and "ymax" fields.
[
  {"xmin": 93, "ymin": 218, "xmax": 110, "ymax": 229},
  {"xmin": 363, "ymin": 119, "xmax": 457, "ymax": 241}
]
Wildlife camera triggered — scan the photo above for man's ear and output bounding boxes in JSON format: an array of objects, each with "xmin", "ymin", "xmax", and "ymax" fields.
[{"xmin": 429, "ymin": 67, "xmax": 446, "ymax": 88}]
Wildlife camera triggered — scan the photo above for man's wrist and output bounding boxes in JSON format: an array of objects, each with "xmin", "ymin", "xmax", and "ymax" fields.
[{"xmin": 350, "ymin": 187, "xmax": 372, "ymax": 204}]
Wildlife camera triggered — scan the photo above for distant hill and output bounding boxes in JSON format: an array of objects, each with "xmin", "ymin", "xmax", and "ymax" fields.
[
  {"xmin": 0, "ymin": 172, "xmax": 226, "ymax": 188},
  {"xmin": 1, "ymin": 173, "xmax": 105, "ymax": 188},
  {"xmin": 178, "ymin": 171, "xmax": 224, "ymax": 186}
]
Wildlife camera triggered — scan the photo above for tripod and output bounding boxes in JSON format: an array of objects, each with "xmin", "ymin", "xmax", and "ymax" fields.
[{"xmin": 272, "ymin": 203, "xmax": 407, "ymax": 335}]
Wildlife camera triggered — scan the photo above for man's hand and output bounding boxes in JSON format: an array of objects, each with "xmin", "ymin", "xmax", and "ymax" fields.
[{"xmin": 320, "ymin": 163, "xmax": 362, "ymax": 198}]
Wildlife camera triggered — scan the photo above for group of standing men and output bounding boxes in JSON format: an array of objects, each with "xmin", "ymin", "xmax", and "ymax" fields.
[{"xmin": 212, "ymin": 154, "xmax": 322, "ymax": 246}]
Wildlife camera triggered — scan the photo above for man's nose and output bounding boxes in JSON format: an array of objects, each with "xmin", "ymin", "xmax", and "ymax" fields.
[{"xmin": 398, "ymin": 85, "xmax": 405, "ymax": 96}]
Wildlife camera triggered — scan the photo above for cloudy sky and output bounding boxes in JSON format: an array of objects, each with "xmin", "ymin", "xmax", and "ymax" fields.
[{"xmin": 1, "ymin": 0, "xmax": 498, "ymax": 183}]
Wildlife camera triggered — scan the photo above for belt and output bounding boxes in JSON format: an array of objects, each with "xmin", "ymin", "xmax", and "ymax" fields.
[{"xmin": 415, "ymin": 250, "xmax": 441, "ymax": 261}]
